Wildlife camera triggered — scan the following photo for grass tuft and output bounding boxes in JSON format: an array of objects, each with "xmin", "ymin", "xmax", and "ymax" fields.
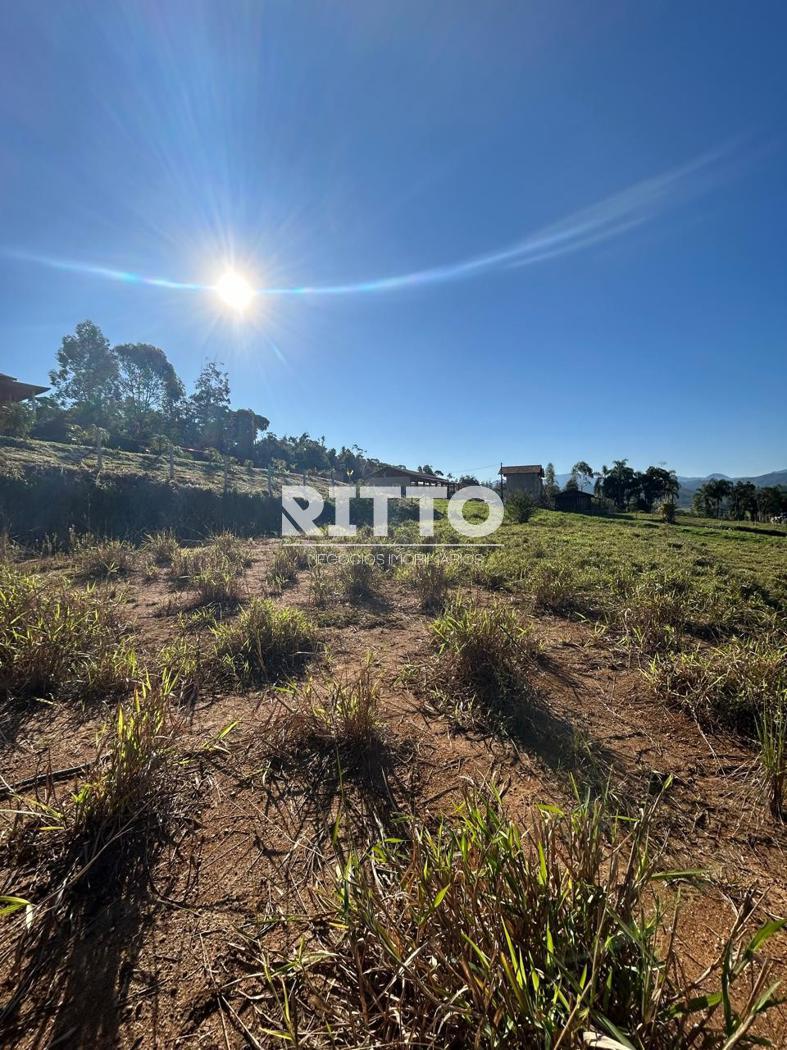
[
  {"xmin": 141, "ymin": 529, "xmax": 179, "ymax": 566},
  {"xmin": 268, "ymin": 542, "xmax": 309, "ymax": 586},
  {"xmin": 0, "ymin": 564, "xmax": 136, "ymax": 705},
  {"xmin": 399, "ymin": 554, "xmax": 455, "ymax": 610},
  {"xmin": 72, "ymin": 676, "xmax": 176, "ymax": 842},
  {"xmin": 339, "ymin": 557, "xmax": 379, "ymax": 601},
  {"xmin": 430, "ymin": 597, "xmax": 541, "ymax": 728},
  {"xmin": 72, "ymin": 535, "xmax": 137, "ymax": 579},
  {"xmin": 171, "ymin": 532, "xmax": 250, "ymax": 603},
  {"xmin": 210, "ymin": 598, "xmax": 317, "ymax": 685},
  {"xmin": 646, "ymin": 636, "xmax": 787, "ymax": 733},
  {"xmin": 248, "ymin": 787, "xmax": 783, "ymax": 1048}
]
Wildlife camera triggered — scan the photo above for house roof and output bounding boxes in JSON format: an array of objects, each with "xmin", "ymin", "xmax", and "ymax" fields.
[
  {"xmin": 365, "ymin": 463, "xmax": 449, "ymax": 486},
  {"xmin": 500, "ymin": 464, "xmax": 544, "ymax": 476},
  {"xmin": 0, "ymin": 373, "xmax": 49, "ymax": 403}
]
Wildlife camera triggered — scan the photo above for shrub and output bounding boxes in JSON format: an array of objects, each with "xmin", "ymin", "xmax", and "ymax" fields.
[
  {"xmin": 646, "ymin": 636, "xmax": 787, "ymax": 733},
  {"xmin": 505, "ymin": 491, "xmax": 535, "ymax": 523},
  {"xmin": 430, "ymin": 598, "xmax": 540, "ymax": 726},
  {"xmin": 249, "ymin": 788, "xmax": 782, "ymax": 1048},
  {"xmin": 0, "ymin": 467, "xmax": 281, "ymax": 545},
  {"xmin": 0, "ymin": 529, "xmax": 17, "ymax": 564},
  {"xmin": 659, "ymin": 500, "xmax": 677, "ymax": 524},
  {"xmin": 0, "ymin": 565, "xmax": 136, "ymax": 705},
  {"xmin": 210, "ymin": 599, "xmax": 317, "ymax": 685}
]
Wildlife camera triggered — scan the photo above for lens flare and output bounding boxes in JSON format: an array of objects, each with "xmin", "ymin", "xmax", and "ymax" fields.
[{"xmin": 216, "ymin": 271, "xmax": 254, "ymax": 311}]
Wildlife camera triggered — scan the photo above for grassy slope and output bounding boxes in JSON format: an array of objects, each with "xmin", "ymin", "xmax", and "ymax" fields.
[{"xmin": 0, "ymin": 435, "xmax": 332, "ymax": 496}]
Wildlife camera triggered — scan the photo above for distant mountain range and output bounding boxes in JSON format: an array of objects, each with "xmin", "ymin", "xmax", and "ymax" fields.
[{"xmin": 554, "ymin": 469, "xmax": 787, "ymax": 507}]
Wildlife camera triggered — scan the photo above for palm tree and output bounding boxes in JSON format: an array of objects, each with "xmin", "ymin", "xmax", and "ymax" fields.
[
  {"xmin": 664, "ymin": 470, "xmax": 680, "ymax": 505},
  {"xmin": 594, "ymin": 466, "xmax": 608, "ymax": 497}
]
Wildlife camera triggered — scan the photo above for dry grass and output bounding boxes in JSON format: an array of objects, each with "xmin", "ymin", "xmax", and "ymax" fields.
[
  {"xmin": 398, "ymin": 554, "xmax": 455, "ymax": 610},
  {"xmin": 244, "ymin": 787, "xmax": 783, "ymax": 1048},
  {"xmin": 71, "ymin": 676, "xmax": 177, "ymax": 844},
  {"xmin": 307, "ymin": 561, "xmax": 333, "ymax": 606},
  {"xmin": 268, "ymin": 657, "xmax": 387, "ymax": 783},
  {"xmin": 646, "ymin": 636, "xmax": 787, "ymax": 733},
  {"xmin": 171, "ymin": 532, "xmax": 250, "ymax": 603},
  {"xmin": 72, "ymin": 536, "xmax": 137, "ymax": 580},
  {"xmin": 339, "ymin": 557, "xmax": 380, "ymax": 601},
  {"xmin": 210, "ymin": 598, "xmax": 318, "ymax": 685},
  {"xmin": 0, "ymin": 564, "xmax": 136, "ymax": 705},
  {"xmin": 429, "ymin": 597, "xmax": 541, "ymax": 729},
  {"xmin": 268, "ymin": 542, "xmax": 309, "ymax": 587},
  {"xmin": 141, "ymin": 529, "xmax": 179, "ymax": 567}
]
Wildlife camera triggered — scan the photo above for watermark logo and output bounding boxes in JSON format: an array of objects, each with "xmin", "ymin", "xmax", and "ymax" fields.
[{"xmin": 281, "ymin": 484, "xmax": 504, "ymax": 541}]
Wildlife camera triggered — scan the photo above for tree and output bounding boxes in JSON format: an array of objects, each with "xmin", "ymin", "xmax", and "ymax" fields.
[
  {"xmin": 230, "ymin": 408, "xmax": 270, "ymax": 460},
  {"xmin": 692, "ymin": 484, "xmax": 713, "ymax": 517},
  {"xmin": 757, "ymin": 486, "xmax": 787, "ymax": 520},
  {"xmin": 704, "ymin": 478, "xmax": 733, "ymax": 518},
  {"xmin": 570, "ymin": 461, "xmax": 594, "ymax": 491},
  {"xmin": 457, "ymin": 474, "xmax": 479, "ymax": 487},
  {"xmin": 0, "ymin": 401, "xmax": 34, "ymax": 437},
  {"xmin": 663, "ymin": 470, "xmax": 680, "ymax": 506},
  {"xmin": 543, "ymin": 463, "xmax": 559, "ymax": 506},
  {"xmin": 730, "ymin": 481, "xmax": 757, "ymax": 521},
  {"xmin": 189, "ymin": 361, "xmax": 231, "ymax": 449},
  {"xmin": 49, "ymin": 320, "xmax": 118, "ymax": 425},
  {"xmin": 639, "ymin": 466, "xmax": 678, "ymax": 511},
  {"xmin": 597, "ymin": 459, "xmax": 638, "ymax": 509},
  {"xmin": 113, "ymin": 343, "xmax": 185, "ymax": 441}
]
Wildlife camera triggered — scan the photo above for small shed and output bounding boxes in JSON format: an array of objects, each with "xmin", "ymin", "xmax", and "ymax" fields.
[
  {"xmin": 500, "ymin": 464, "xmax": 543, "ymax": 499},
  {"xmin": 554, "ymin": 489, "xmax": 593, "ymax": 514},
  {"xmin": 363, "ymin": 464, "xmax": 456, "ymax": 495},
  {"xmin": 0, "ymin": 373, "xmax": 49, "ymax": 404}
]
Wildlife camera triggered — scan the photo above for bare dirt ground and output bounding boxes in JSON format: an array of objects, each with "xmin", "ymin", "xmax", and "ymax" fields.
[{"xmin": 2, "ymin": 539, "xmax": 786, "ymax": 1047}]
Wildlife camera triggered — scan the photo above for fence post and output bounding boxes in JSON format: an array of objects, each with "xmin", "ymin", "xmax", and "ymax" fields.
[
  {"xmin": 267, "ymin": 465, "xmax": 273, "ymax": 497},
  {"xmin": 95, "ymin": 429, "xmax": 103, "ymax": 475},
  {"xmin": 223, "ymin": 455, "xmax": 230, "ymax": 496},
  {"xmin": 169, "ymin": 445, "xmax": 175, "ymax": 483}
]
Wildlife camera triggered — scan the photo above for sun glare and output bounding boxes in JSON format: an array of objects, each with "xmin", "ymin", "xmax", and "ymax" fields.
[{"xmin": 216, "ymin": 271, "xmax": 255, "ymax": 312}]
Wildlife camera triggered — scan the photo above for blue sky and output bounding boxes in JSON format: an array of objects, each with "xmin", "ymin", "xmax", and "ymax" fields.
[{"xmin": 1, "ymin": 0, "xmax": 785, "ymax": 478}]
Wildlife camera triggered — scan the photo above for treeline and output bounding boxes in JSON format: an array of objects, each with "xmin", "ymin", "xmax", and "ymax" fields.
[
  {"xmin": 692, "ymin": 478, "xmax": 787, "ymax": 522},
  {"xmin": 0, "ymin": 320, "xmax": 378, "ymax": 479},
  {"xmin": 543, "ymin": 459, "xmax": 680, "ymax": 512}
]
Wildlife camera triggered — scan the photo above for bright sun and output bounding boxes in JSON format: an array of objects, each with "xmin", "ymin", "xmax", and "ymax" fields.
[{"xmin": 216, "ymin": 271, "xmax": 255, "ymax": 312}]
